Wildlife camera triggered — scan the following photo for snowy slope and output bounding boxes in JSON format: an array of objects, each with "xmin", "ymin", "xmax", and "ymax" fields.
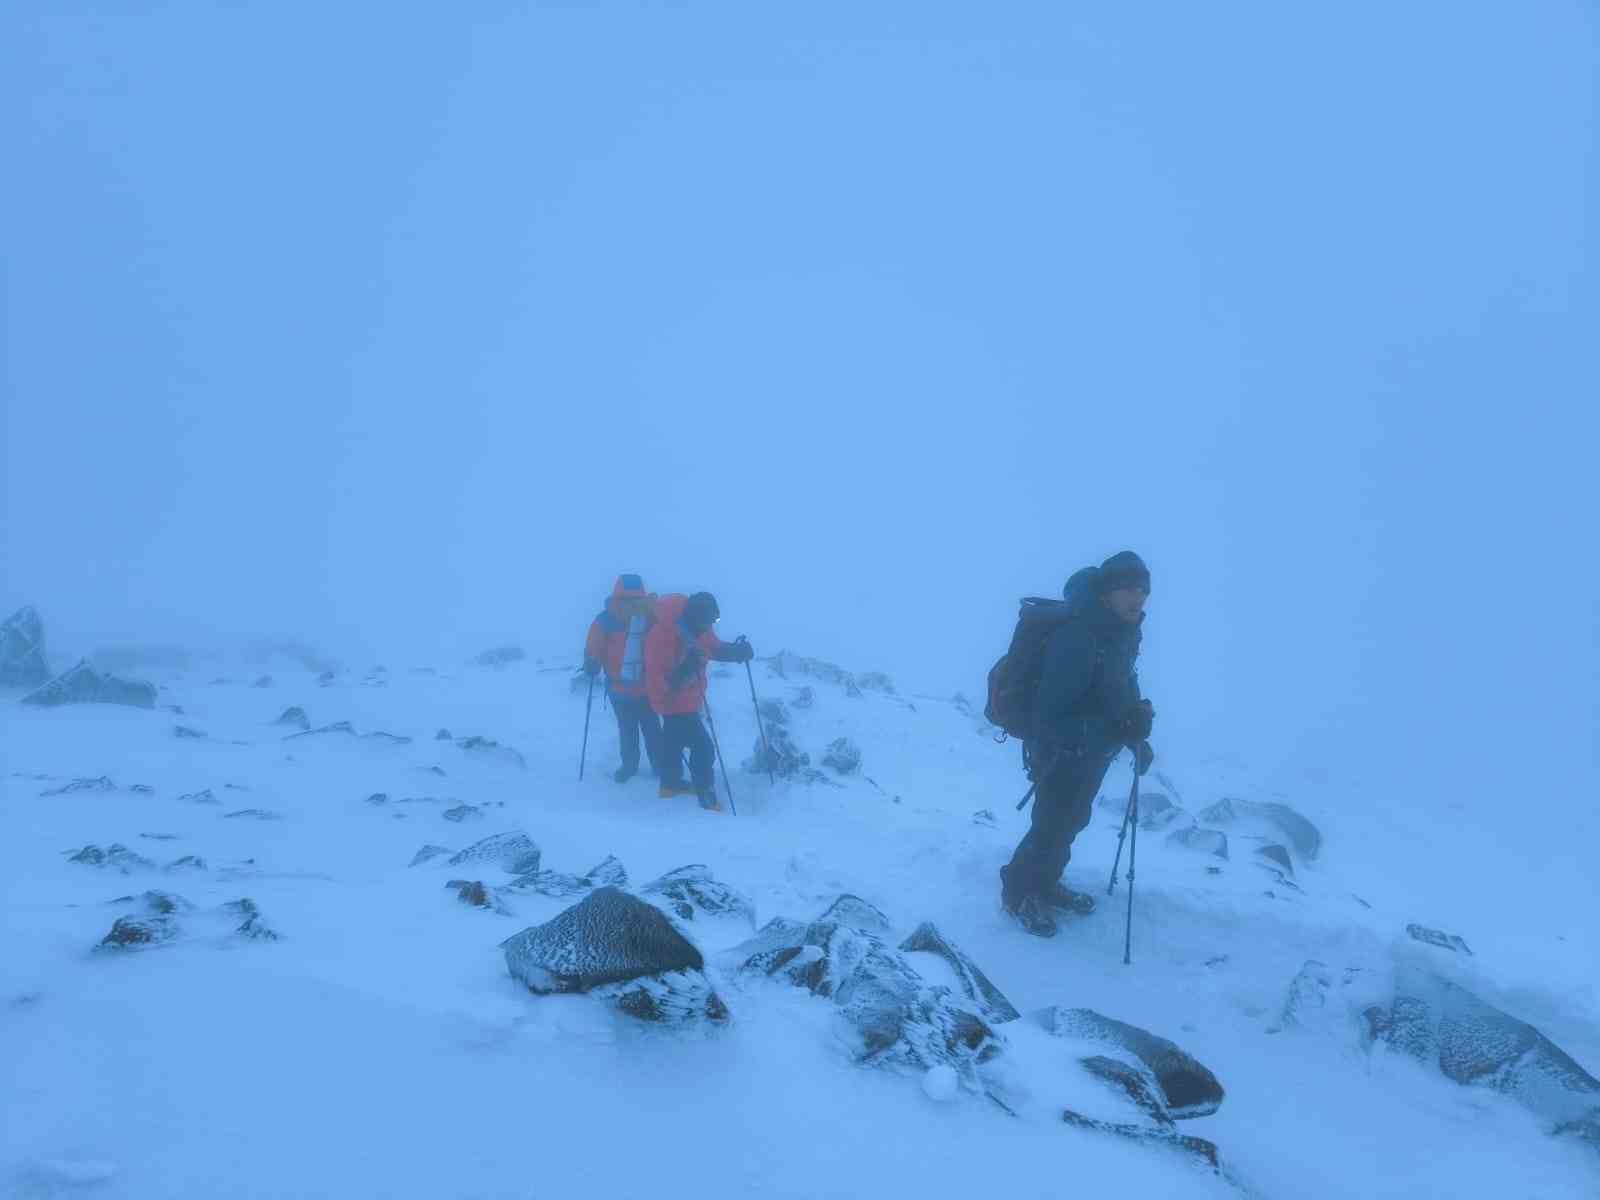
[{"xmin": 2, "ymin": 652, "xmax": 1596, "ymax": 1199}]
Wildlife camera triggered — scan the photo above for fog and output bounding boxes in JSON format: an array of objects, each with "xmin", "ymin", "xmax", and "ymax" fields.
[{"xmin": 4, "ymin": 3, "xmax": 1596, "ymax": 810}]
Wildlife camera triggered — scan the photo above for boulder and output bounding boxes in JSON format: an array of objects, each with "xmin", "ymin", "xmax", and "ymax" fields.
[
  {"xmin": 511, "ymin": 870, "xmax": 595, "ymax": 898},
  {"xmin": 595, "ymin": 970, "xmax": 731, "ymax": 1025},
  {"xmin": 178, "ymin": 789, "xmax": 217, "ymax": 805},
  {"xmin": 641, "ymin": 865, "xmax": 756, "ymax": 927},
  {"xmin": 164, "ymin": 855, "xmax": 207, "ymax": 872},
  {"xmin": 500, "ymin": 887, "xmax": 703, "ymax": 994},
  {"xmin": 1060, "ymin": 1110, "xmax": 1218, "ymax": 1168},
  {"xmin": 40, "ymin": 776, "xmax": 117, "ymax": 798},
  {"xmin": 442, "ymin": 804, "xmax": 483, "ymax": 823},
  {"xmin": 435, "ymin": 728, "xmax": 453, "ymax": 741},
  {"xmin": 98, "ymin": 915, "xmax": 180, "ymax": 951},
  {"xmin": 273, "ymin": 706, "xmax": 311, "ymax": 731},
  {"xmin": 22, "ymin": 660, "xmax": 156, "ymax": 709},
  {"xmin": 1365, "ymin": 969, "xmax": 1600, "ymax": 1139},
  {"xmin": 455, "ymin": 735, "xmax": 527, "ymax": 769},
  {"xmin": 585, "ymin": 855, "xmax": 628, "ymax": 890},
  {"xmin": 1079, "ymin": 1054, "xmax": 1174, "ymax": 1126},
  {"xmin": 409, "ymin": 844, "xmax": 452, "ymax": 867},
  {"xmin": 173, "ymin": 725, "xmax": 208, "ymax": 740},
  {"xmin": 224, "ymin": 898, "xmax": 280, "ymax": 941},
  {"xmin": 0, "ymin": 606, "xmax": 50, "ymax": 688},
  {"xmin": 67, "ymin": 844, "xmax": 154, "ymax": 873},
  {"xmin": 899, "ymin": 922, "xmax": 1019, "ymax": 1023},
  {"xmin": 1032, "ymin": 1007, "xmax": 1225, "ymax": 1119},
  {"xmin": 722, "ymin": 918, "xmax": 812, "ymax": 976},
  {"xmin": 1255, "ymin": 844, "xmax": 1295, "ymax": 876},
  {"xmin": 447, "ymin": 831, "xmax": 542, "ymax": 875},
  {"xmin": 473, "ymin": 645, "xmax": 526, "ymax": 668},
  {"xmin": 821, "ymin": 737, "xmax": 862, "ymax": 775},
  {"xmin": 817, "ymin": 894, "xmax": 891, "ymax": 935},
  {"xmin": 1272, "ymin": 960, "xmax": 1377, "ymax": 1037},
  {"xmin": 745, "ymin": 723, "xmax": 812, "ymax": 780},
  {"xmin": 1197, "ymin": 797, "xmax": 1322, "ymax": 861},
  {"xmin": 1166, "ymin": 828, "xmax": 1228, "ymax": 859}
]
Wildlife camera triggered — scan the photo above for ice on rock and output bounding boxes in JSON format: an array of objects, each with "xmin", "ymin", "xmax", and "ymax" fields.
[{"xmin": 1032, "ymin": 1007, "xmax": 1225, "ymax": 1119}]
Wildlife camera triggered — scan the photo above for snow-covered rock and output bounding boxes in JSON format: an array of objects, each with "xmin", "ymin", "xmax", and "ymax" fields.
[
  {"xmin": 67, "ymin": 843, "xmax": 155, "ymax": 873},
  {"xmin": 1198, "ymin": 797, "xmax": 1322, "ymax": 861},
  {"xmin": 409, "ymin": 844, "xmax": 451, "ymax": 867},
  {"xmin": 455, "ymin": 735, "xmax": 527, "ymax": 769},
  {"xmin": 446, "ymin": 831, "xmax": 542, "ymax": 875},
  {"xmin": 500, "ymin": 887, "xmax": 705, "ymax": 995},
  {"xmin": 1405, "ymin": 923, "xmax": 1472, "ymax": 955},
  {"xmin": 1365, "ymin": 969, "xmax": 1600, "ymax": 1146},
  {"xmin": 899, "ymin": 922, "xmax": 1020, "ymax": 1024},
  {"xmin": 273, "ymin": 706, "xmax": 311, "ymax": 731},
  {"xmin": 1166, "ymin": 827, "xmax": 1228, "ymax": 859},
  {"xmin": 473, "ymin": 645, "xmax": 525, "ymax": 668},
  {"xmin": 640, "ymin": 864, "xmax": 755, "ymax": 927},
  {"xmin": 1032, "ymin": 1007, "xmax": 1225, "ymax": 1119},
  {"xmin": 0, "ymin": 605, "xmax": 50, "ymax": 688},
  {"xmin": 821, "ymin": 737, "xmax": 863, "ymax": 775},
  {"xmin": 22, "ymin": 660, "xmax": 156, "ymax": 709}
]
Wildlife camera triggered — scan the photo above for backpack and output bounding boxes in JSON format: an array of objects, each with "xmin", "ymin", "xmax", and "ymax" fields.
[
  {"xmin": 985, "ymin": 599, "xmax": 1076, "ymax": 741},
  {"xmin": 984, "ymin": 568, "xmax": 1101, "ymax": 742}
]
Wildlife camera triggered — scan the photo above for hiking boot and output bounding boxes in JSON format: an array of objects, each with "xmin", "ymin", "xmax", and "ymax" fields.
[
  {"xmin": 1004, "ymin": 894, "xmax": 1058, "ymax": 938},
  {"xmin": 658, "ymin": 783, "xmax": 694, "ymax": 799},
  {"xmin": 697, "ymin": 789, "xmax": 722, "ymax": 812},
  {"xmin": 1048, "ymin": 882, "xmax": 1097, "ymax": 915},
  {"xmin": 614, "ymin": 765, "xmax": 638, "ymax": 784}
]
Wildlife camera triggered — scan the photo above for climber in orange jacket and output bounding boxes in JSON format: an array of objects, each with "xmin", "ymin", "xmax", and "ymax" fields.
[
  {"xmin": 644, "ymin": 591, "xmax": 753, "ymax": 810},
  {"xmin": 582, "ymin": 574, "xmax": 661, "ymax": 783}
]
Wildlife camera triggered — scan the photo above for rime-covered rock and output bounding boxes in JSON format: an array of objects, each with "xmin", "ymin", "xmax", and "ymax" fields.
[
  {"xmin": 164, "ymin": 855, "xmax": 207, "ymax": 872},
  {"xmin": 447, "ymin": 831, "xmax": 541, "ymax": 875},
  {"xmin": 1060, "ymin": 1110, "xmax": 1218, "ymax": 1168},
  {"xmin": 595, "ymin": 969, "xmax": 730, "ymax": 1025},
  {"xmin": 510, "ymin": 869, "xmax": 593, "ymax": 898},
  {"xmin": 179, "ymin": 789, "xmax": 217, "ymax": 805},
  {"xmin": 1079, "ymin": 1055, "xmax": 1175, "ymax": 1127},
  {"xmin": 409, "ymin": 844, "xmax": 451, "ymax": 867},
  {"xmin": 442, "ymin": 804, "xmax": 483, "ymax": 823},
  {"xmin": 1255, "ymin": 844, "xmax": 1294, "ymax": 876},
  {"xmin": 1271, "ymin": 960, "xmax": 1379, "ymax": 1038},
  {"xmin": 641, "ymin": 865, "xmax": 756, "ymax": 927},
  {"xmin": 757, "ymin": 698, "xmax": 791, "ymax": 728},
  {"xmin": 67, "ymin": 844, "xmax": 154, "ymax": 873},
  {"xmin": 0, "ymin": 606, "xmax": 50, "ymax": 688},
  {"xmin": 224, "ymin": 898, "xmax": 280, "ymax": 941},
  {"xmin": 723, "ymin": 918, "xmax": 812, "ymax": 977},
  {"xmin": 98, "ymin": 914, "xmax": 180, "ymax": 951},
  {"xmin": 22, "ymin": 660, "xmax": 156, "ymax": 709},
  {"xmin": 435, "ymin": 728, "xmax": 453, "ymax": 741},
  {"xmin": 1406, "ymin": 923, "xmax": 1472, "ymax": 955},
  {"xmin": 789, "ymin": 686, "xmax": 815, "ymax": 709},
  {"xmin": 501, "ymin": 887, "xmax": 703, "ymax": 994},
  {"xmin": 1033, "ymin": 1007, "xmax": 1225, "ymax": 1119},
  {"xmin": 273, "ymin": 706, "xmax": 311, "ymax": 731},
  {"xmin": 455, "ymin": 735, "xmax": 527, "ymax": 769},
  {"xmin": 40, "ymin": 776, "xmax": 117, "ymax": 798},
  {"xmin": 1166, "ymin": 827, "xmax": 1228, "ymax": 859},
  {"xmin": 585, "ymin": 855, "xmax": 628, "ymax": 890},
  {"xmin": 286, "ymin": 721, "xmax": 355, "ymax": 740},
  {"xmin": 899, "ymin": 922, "xmax": 1019, "ymax": 1024},
  {"xmin": 1198, "ymin": 797, "xmax": 1322, "ymax": 861},
  {"xmin": 473, "ymin": 645, "xmax": 526, "ymax": 668},
  {"xmin": 745, "ymin": 723, "xmax": 812, "ymax": 780},
  {"xmin": 817, "ymin": 894, "xmax": 891, "ymax": 935},
  {"xmin": 173, "ymin": 725, "xmax": 208, "ymax": 740},
  {"xmin": 821, "ymin": 737, "xmax": 862, "ymax": 775},
  {"xmin": 1365, "ymin": 969, "xmax": 1600, "ymax": 1141}
]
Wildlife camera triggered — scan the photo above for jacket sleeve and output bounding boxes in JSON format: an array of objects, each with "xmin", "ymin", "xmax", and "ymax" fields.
[
  {"xmin": 583, "ymin": 620, "xmax": 606, "ymax": 671},
  {"xmin": 705, "ymin": 634, "xmax": 743, "ymax": 663},
  {"xmin": 1033, "ymin": 623, "xmax": 1116, "ymax": 753}
]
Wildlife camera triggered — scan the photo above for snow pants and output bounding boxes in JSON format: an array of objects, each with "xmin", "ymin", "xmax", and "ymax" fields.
[
  {"xmin": 1001, "ymin": 750, "xmax": 1114, "ymax": 905},
  {"xmin": 660, "ymin": 712, "xmax": 715, "ymax": 792},
  {"xmin": 610, "ymin": 693, "xmax": 661, "ymax": 774}
]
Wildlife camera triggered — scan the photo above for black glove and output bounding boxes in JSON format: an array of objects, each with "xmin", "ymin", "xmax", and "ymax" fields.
[
  {"xmin": 582, "ymin": 658, "xmax": 601, "ymax": 678},
  {"xmin": 1133, "ymin": 740, "xmax": 1154, "ymax": 776},
  {"xmin": 731, "ymin": 638, "xmax": 754, "ymax": 664},
  {"xmin": 1117, "ymin": 699, "xmax": 1154, "ymax": 744}
]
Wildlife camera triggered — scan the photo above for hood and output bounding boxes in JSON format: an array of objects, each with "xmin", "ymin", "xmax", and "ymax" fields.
[{"xmin": 611, "ymin": 574, "xmax": 646, "ymax": 601}]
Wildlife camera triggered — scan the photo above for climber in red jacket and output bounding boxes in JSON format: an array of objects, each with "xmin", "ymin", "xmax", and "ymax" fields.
[
  {"xmin": 644, "ymin": 591, "xmax": 753, "ymax": 810},
  {"xmin": 582, "ymin": 574, "xmax": 661, "ymax": 783}
]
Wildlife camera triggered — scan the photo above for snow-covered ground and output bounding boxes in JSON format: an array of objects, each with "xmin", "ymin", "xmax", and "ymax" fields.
[{"xmin": 2, "ymin": 651, "xmax": 1596, "ymax": 1199}]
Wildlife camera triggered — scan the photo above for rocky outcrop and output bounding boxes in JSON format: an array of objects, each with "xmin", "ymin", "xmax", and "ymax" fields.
[
  {"xmin": 0, "ymin": 606, "xmax": 50, "ymax": 688},
  {"xmin": 454, "ymin": 735, "xmax": 527, "ymax": 770},
  {"xmin": 1198, "ymin": 797, "xmax": 1322, "ymax": 861},
  {"xmin": 22, "ymin": 661, "xmax": 156, "ymax": 709},
  {"xmin": 1406, "ymin": 924, "xmax": 1472, "ymax": 955},
  {"xmin": 821, "ymin": 737, "xmax": 862, "ymax": 775},
  {"xmin": 1166, "ymin": 828, "xmax": 1228, "ymax": 859},
  {"xmin": 899, "ymin": 922, "xmax": 1020, "ymax": 1024},
  {"xmin": 273, "ymin": 706, "xmax": 311, "ymax": 731}
]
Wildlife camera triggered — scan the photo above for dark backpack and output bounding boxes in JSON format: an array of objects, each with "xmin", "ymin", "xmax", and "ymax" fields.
[{"xmin": 985, "ymin": 597, "xmax": 1078, "ymax": 741}]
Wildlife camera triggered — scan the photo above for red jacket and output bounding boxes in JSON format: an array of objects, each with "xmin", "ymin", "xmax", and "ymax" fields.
[
  {"xmin": 645, "ymin": 593, "xmax": 734, "ymax": 715},
  {"xmin": 583, "ymin": 576, "xmax": 654, "ymax": 698}
]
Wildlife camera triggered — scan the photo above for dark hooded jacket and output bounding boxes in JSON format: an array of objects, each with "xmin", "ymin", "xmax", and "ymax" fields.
[{"xmin": 1029, "ymin": 565, "xmax": 1144, "ymax": 764}]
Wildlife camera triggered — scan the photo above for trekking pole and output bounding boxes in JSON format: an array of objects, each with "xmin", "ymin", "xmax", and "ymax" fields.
[
  {"xmin": 1014, "ymin": 784, "xmax": 1036, "ymax": 812},
  {"xmin": 1107, "ymin": 788, "xmax": 1133, "ymax": 894},
  {"xmin": 702, "ymin": 697, "xmax": 737, "ymax": 816},
  {"xmin": 1123, "ymin": 749, "xmax": 1141, "ymax": 965},
  {"xmin": 736, "ymin": 637, "xmax": 775, "ymax": 785},
  {"xmin": 578, "ymin": 673, "xmax": 595, "ymax": 781}
]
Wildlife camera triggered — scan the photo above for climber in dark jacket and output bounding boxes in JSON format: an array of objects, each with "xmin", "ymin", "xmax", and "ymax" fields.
[{"xmin": 1000, "ymin": 550, "xmax": 1156, "ymax": 938}]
